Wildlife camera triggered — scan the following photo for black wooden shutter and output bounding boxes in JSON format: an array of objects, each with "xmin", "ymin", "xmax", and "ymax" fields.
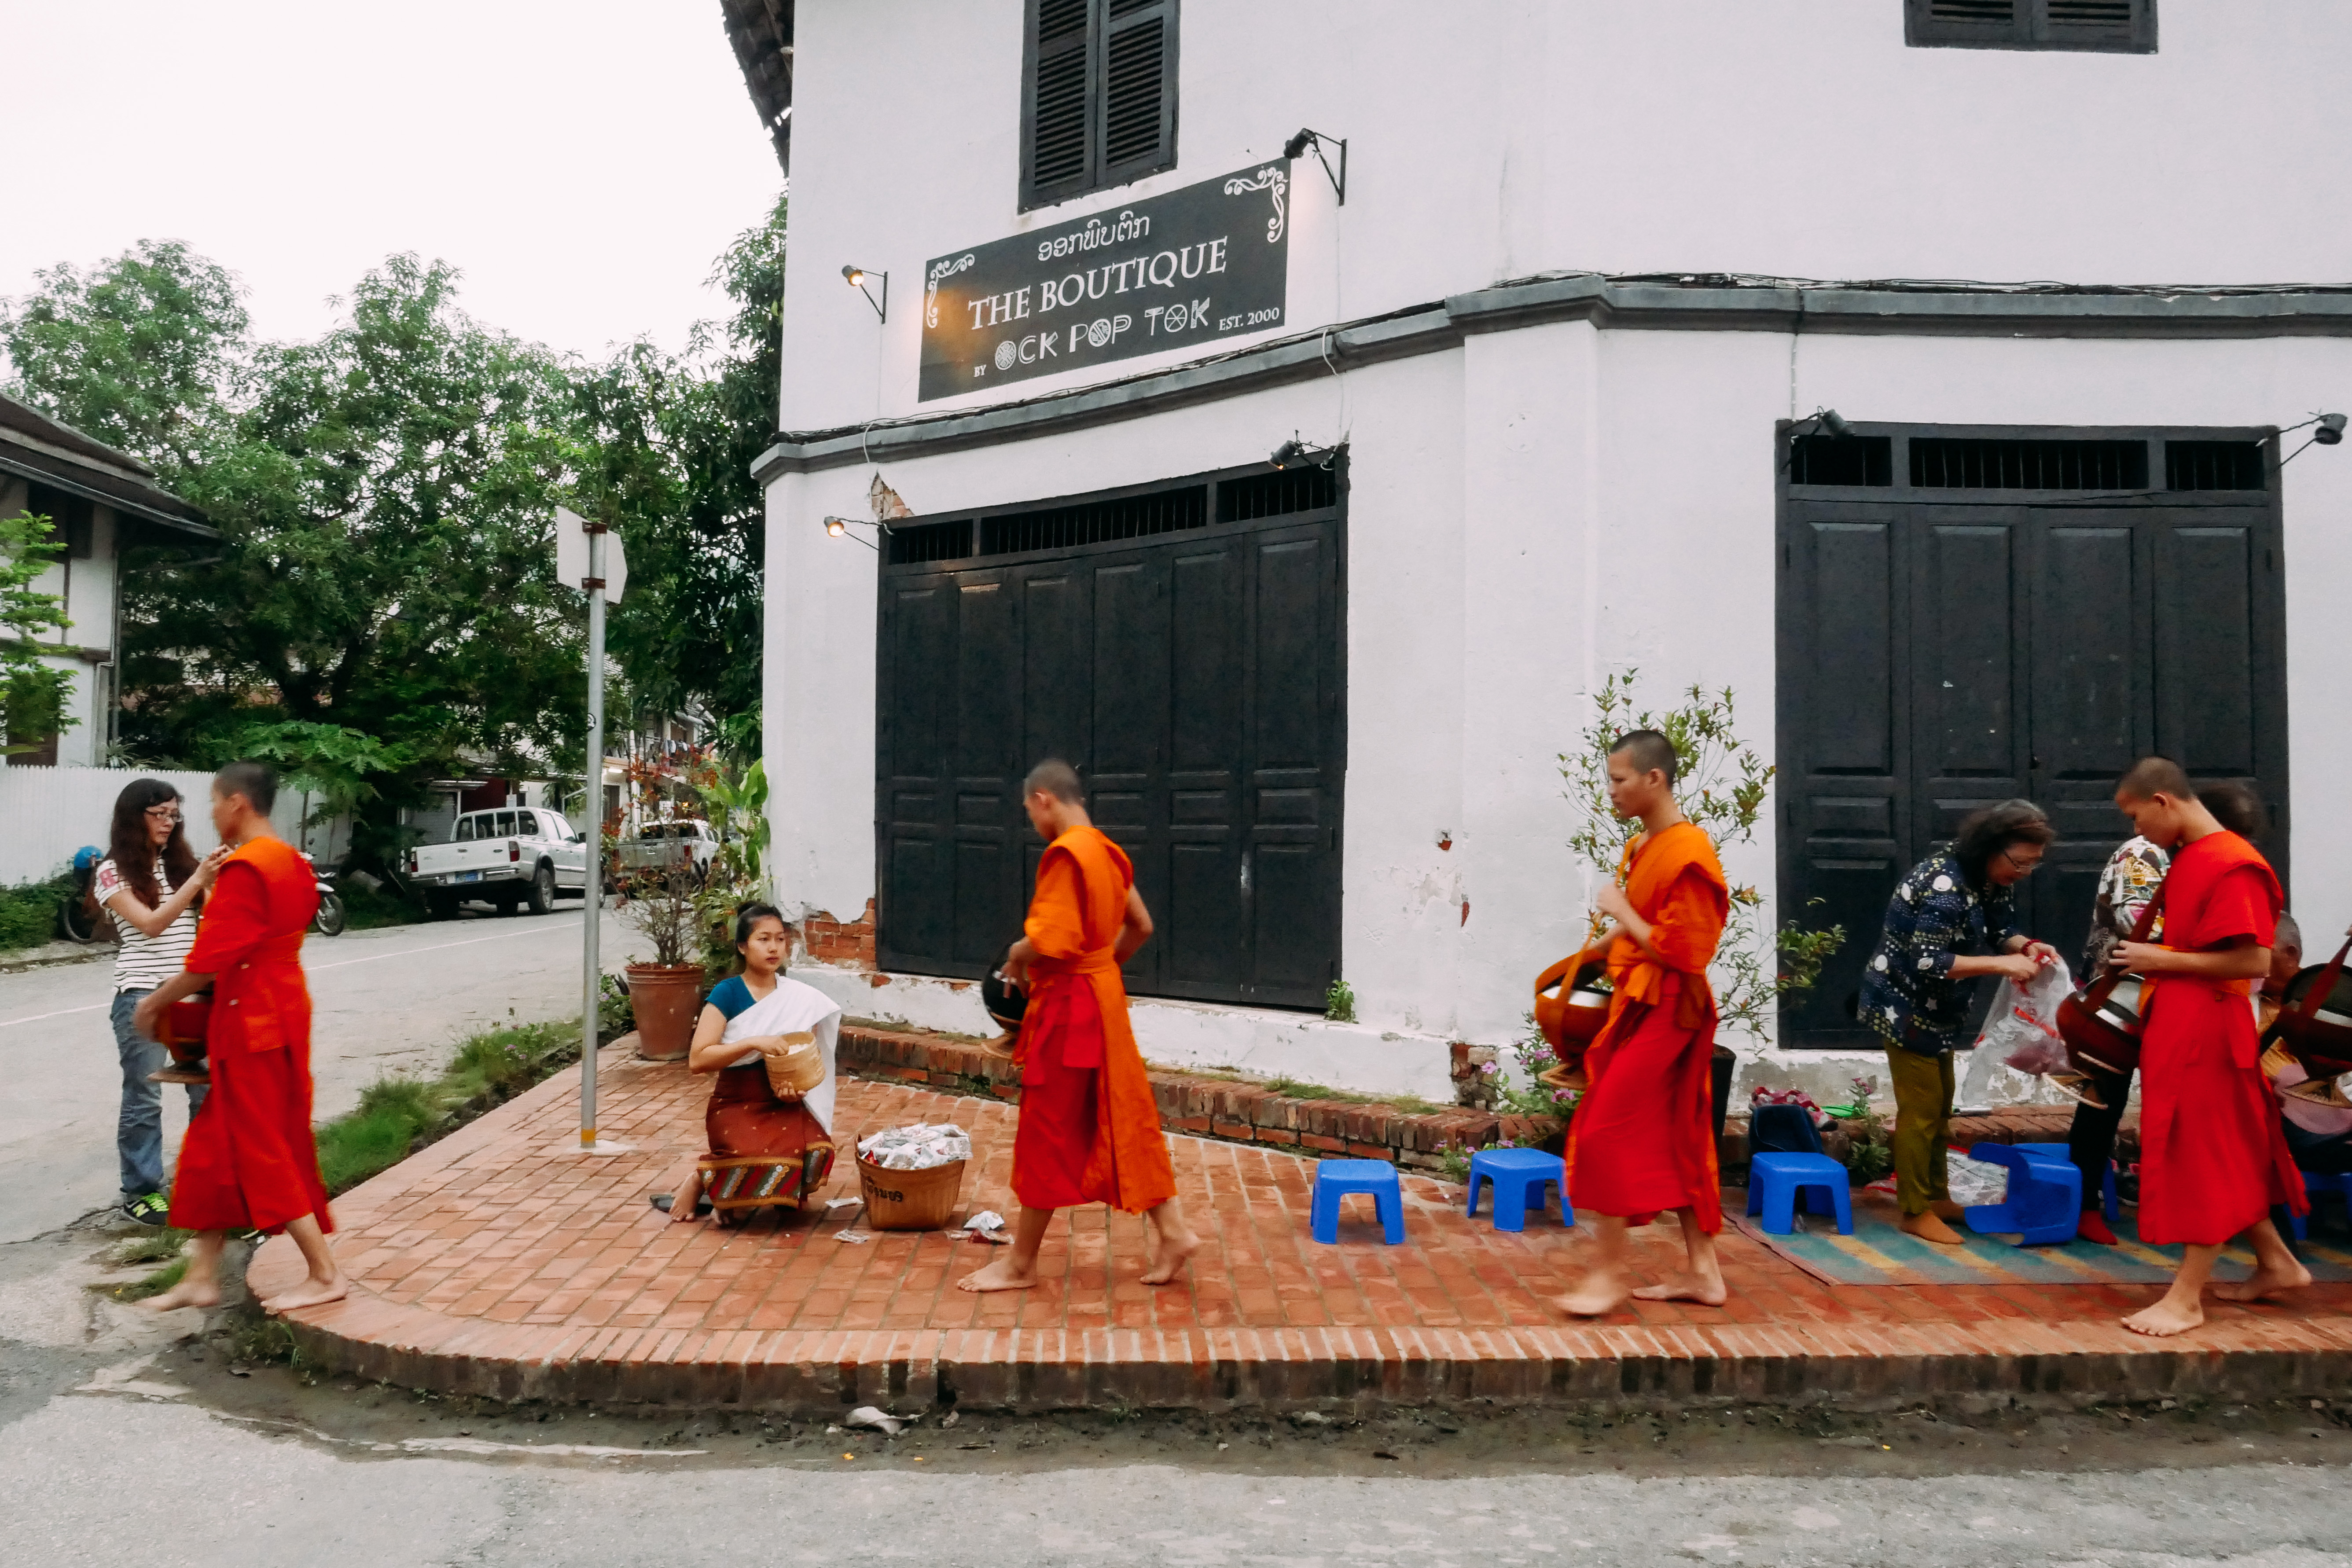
[
  {"xmin": 1904, "ymin": 0, "xmax": 2156, "ymax": 52},
  {"xmin": 1021, "ymin": 0, "xmax": 1178, "ymax": 210}
]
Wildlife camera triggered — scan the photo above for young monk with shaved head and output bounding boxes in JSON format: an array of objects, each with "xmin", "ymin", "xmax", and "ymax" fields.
[
  {"xmin": 960, "ymin": 759, "xmax": 1201, "ymax": 1293},
  {"xmin": 1555, "ymin": 730, "xmax": 1732, "ymax": 1317},
  {"xmin": 2109, "ymin": 756, "xmax": 2308, "ymax": 1336}
]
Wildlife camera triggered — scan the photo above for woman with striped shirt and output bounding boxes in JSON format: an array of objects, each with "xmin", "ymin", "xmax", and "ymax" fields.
[{"xmin": 93, "ymin": 780, "xmax": 228, "ymax": 1225}]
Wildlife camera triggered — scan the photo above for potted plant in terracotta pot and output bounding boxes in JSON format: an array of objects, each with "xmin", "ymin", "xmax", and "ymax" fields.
[{"xmin": 618, "ymin": 857, "xmax": 704, "ymax": 1061}]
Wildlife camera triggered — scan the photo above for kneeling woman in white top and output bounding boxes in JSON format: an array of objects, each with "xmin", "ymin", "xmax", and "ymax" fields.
[{"xmin": 650, "ymin": 903, "xmax": 842, "ymax": 1226}]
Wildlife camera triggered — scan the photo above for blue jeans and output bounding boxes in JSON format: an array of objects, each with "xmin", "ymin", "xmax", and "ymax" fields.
[{"xmin": 112, "ymin": 988, "xmax": 207, "ymax": 1200}]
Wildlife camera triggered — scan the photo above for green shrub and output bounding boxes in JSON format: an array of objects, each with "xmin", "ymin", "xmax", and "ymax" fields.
[
  {"xmin": 339, "ymin": 880, "xmax": 427, "ymax": 930},
  {"xmin": 0, "ymin": 876, "xmax": 70, "ymax": 951}
]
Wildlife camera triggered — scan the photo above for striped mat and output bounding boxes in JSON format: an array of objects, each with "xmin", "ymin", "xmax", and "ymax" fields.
[{"xmin": 1729, "ymin": 1190, "xmax": 2352, "ymax": 1287}]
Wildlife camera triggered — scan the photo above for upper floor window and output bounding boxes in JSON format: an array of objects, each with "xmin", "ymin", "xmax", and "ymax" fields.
[
  {"xmin": 1020, "ymin": 0, "xmax": 1178, "ymax": 211},
  {"xmin": 1904, "ymin": 0, "xmax": 2157, "ymax": 53}
]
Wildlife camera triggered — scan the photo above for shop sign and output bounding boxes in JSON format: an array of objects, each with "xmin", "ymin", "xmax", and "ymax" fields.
[{"xmin": 918, "ymin": 161, "xmax": 1290, "ymax": 402}]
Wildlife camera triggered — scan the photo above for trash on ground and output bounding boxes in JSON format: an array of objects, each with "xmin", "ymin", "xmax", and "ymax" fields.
[
  {"xmin": 1945, "ymin": 1153, "xmax": 2009, "ymax": 1208},
  {"xmin": 845, "ymin": 1406, "xmax": 905, "ymax": 1436},
  {"xmin": 825, "ymin": 1196, "xmax": 864, "ymax": 1211},
  {"xmin": 833, "ymin": 1229, "xmax": 871, "ymax": 1243},
  {"xmin": 857, "ymin": 1123, "xmax": 973, "ymax": 1171},
  {"xmin": 949, "ymin": 1208, "xmax": 1011, "ymax": 1242},
  {"xmin": 940, "ymin": 1410, "xmax": 961, "ymax": 1429}
]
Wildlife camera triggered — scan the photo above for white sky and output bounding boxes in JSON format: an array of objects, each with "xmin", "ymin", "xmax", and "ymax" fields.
[{"xmin": 1, "ymin": 1, "xmax": 784, "ymax": 361}]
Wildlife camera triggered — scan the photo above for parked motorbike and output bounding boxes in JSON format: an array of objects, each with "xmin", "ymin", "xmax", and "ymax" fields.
[
  {"xmin": 307, "ymin": 857, "xmax": 347, "ymax": 937},
  {"xmin": 59, "ymin": 845, "xmax": 107, "ymax": 943}
]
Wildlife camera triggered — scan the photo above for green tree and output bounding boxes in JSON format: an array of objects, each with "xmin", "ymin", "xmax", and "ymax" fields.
[
  {"xmin": 120, "ymin": 255, "xmax": 586, "ymax": 789},
  {"xmin": 0, "ymin": 239, "xmax": 249, "ymax": 478},
  {"xmin": 0, "ymin": 511, "xmax": 73, "ymax": 755},
  {"xmin": 595, "ymin": 194, "xmax": 783, "ymax": 748}
]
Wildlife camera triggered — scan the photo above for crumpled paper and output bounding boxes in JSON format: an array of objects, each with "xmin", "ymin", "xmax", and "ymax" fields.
[
  {"xmin": 858, "ymin": 1123, "xmax": 972, "ymax": 1171},
  {"xmin": 844, "ymin": 1406, "xmax": 904, "ymax": 1436},
  {"xmin": 948, "ymin": 1209, "xmax": 1009, "ymax": 1244}
]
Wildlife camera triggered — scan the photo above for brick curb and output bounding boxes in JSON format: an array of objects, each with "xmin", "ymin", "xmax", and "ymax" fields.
[{"xmin": 251, "ymin": 1250, "xmax": 2352, "ymax": 1414}]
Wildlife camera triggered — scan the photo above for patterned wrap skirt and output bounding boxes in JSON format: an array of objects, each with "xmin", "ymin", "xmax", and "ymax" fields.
[{"xmin": 698, "ymin": 1063, "xmax": 834, "ymax": 1216}]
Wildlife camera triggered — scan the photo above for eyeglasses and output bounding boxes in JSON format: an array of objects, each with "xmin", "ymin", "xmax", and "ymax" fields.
[
  {"xmin": 145, "ymin": 806, "xmax": 184, "ymax": 823},
  {"xmin": 2000, "ymin": 848, "xmax": 2044, "ymax": 875}
]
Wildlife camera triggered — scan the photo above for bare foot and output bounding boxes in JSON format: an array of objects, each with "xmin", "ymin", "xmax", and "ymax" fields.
[
  {"xmin": 1141, "ymin": 1226, "xmax": 1200, "ymax": 1286},
  {"xmin": 142, "ymin": 1278, "xmax": 221, "ymax": 1313},
  {"xmin": 2212, "ymin": 1259, "xmax": 2313, "ymax": 1303},
  {"xmin": 1553, "ymin": 1273, "xmax": 1630, "ymax": 1317},
  {"xmin": 1929, "ymin": 1199, "xmax": 1966, "ymax": 1223},
  {"xmin": 1632, "ymin": 1271, "xmax": 1728, "ymax": 1307},
  {"xmin": 956, "ymin": 1256, "xmax": 1039, "ymax": 1293},
  {"xmin": 1899, "ymin": 1210, "xmax": 1967, "ymax": 1247},
  {"xmin": 2123, "ymin": 1296, "xmax": 2205, "ymax": 1337},
  {"xmin": 260, "ymin": 1274, "xmax": 349, "ymax": 1314}
]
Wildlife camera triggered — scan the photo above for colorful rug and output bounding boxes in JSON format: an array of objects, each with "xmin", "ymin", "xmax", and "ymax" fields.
[{"xmin": 1729, "ymin": 1190, "xmax": 2352, "ymax": 1287}]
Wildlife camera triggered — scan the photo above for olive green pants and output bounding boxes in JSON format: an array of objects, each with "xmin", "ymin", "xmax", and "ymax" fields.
[{"xmin": 1883, "ymin": 1045, "xmax": 1955, "ymax": 1217}]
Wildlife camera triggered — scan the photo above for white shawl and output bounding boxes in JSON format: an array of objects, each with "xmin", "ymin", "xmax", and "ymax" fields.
[{"xmin": 721, "ymin": 974, "xmax": 843, "ymax": 1135}]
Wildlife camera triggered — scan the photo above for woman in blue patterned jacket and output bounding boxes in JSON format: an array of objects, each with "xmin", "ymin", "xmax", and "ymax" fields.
[{"xmin": 1860, "ymin": 800, "xmax": 2062, "ymax": 1246}]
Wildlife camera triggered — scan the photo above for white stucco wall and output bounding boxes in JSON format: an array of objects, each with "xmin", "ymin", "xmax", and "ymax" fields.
[{"xmin": 779, "ymin": 0, "xmax": 2352, "ymax": 432}]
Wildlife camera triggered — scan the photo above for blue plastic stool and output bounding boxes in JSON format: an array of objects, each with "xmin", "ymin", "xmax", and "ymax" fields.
[
  {"xmin": 1962, "ymin": 1142, "xmax": 2082, "ymax": 1245},
  {"xmin": 1466, "ymin": 1147, "xmax": 1573, "ymax": 1231},
  {"xmin": 1745, "ymin": 1152, "xmax": 1853, "ymax": 1235},
  {"xmin": 1311, "ymin": 1159, "xmax": 1405, "ymax": 1244},
  {"xmin": 2013, "ymin": 1141, "xmax": 2118, "ymax": 1224},
  {"xmin": 2284, "ymin": 1168, "xmax": 2352, "ymax": 1241}
]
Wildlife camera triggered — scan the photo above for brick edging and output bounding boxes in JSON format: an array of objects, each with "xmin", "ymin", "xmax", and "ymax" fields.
[
  {"xmin": 833, "ymin": 1021, "xmax": 1559, "ymax": 1171},
  {"xmin": 247, "ymin": 1239, "xmax": 2352, "ymax": 1413}
]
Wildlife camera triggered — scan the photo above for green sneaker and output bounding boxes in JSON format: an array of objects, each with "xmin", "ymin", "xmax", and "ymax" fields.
[{"xmin": 123, "ymin": 1192, "xmax": 172, "ymax": 1227}]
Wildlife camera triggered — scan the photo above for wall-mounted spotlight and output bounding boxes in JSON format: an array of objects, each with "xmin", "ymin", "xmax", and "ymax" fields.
[
  {"xmin": 1269, "ymin": 432, "xmax": 1339, "ymax": 470},
  {"xmin": 2281, "ymin": 411, "xmax": 2348, "ymax": 464},
  {"xmin": 842, "ymin": 264, "xmax": 888, "ymax": 322},
  {"xmin": 1779, "ymin": 408, "xmax": 1856, "ymax": 476},
  {"xmin": 1282, "ymin": 127, "xmax": 1347, "ymax": 205},
  {"xmin": 822, "ymin": 515, "xmax": 890, "ymax": 551}
]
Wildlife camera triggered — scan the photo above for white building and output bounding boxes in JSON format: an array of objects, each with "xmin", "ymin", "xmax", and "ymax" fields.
[
  {"xmin": 0, "ymin": 394, "xmax": 213, "ymax": 769},
  {"xmin": 749, "ymin": 0, "xmax": 2352, "ymax": 1104}
]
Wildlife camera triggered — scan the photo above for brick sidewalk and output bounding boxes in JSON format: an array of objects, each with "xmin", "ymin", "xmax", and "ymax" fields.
[{"xmin": 254, "ymin": 1044, "xmax": 2352, "ymax": 1414}]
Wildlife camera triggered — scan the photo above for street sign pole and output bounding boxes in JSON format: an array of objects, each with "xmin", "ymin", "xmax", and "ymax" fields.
[{"xmin": 580, "ymin": 524, "xmax": 606, "ymax": 1149}]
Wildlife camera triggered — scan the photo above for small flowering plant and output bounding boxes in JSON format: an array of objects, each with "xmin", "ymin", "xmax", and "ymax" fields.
[{"xmin": 1749, "ymin": 1084, "xmax": 1833, "ymax": 1130}]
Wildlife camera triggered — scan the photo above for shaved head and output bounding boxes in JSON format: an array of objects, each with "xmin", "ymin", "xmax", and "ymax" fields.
[
  {"xmin": 2275, "ymin": 910, "xmax": 2302, "ymax": 955},
  {"xmin": 2117, "ymin": 755, "xmax": 2194, "ymax": 802},
  {"xmin": 1609, "ymin": 729, "xmax": 1678, "ymax": 785},
  {"xmin": 1023, "ymin": 758, "xmax": 1084, "ymax": 804}
]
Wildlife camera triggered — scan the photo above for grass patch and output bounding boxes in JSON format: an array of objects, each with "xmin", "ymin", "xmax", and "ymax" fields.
[
  {"xmin": 117, "ymin": 1254, "xmax": 189, "ymax": 1301},
  {"xmin": 0, "ymin": 875, "xmax": 71, "ymax": 952},
  {"xmin": 339, "ymin": 879, "xmax": 429, "ymax": 931},
  {"xmin": 110, "ymin": 1226, "xmax": 194, "ymax": 1265}
]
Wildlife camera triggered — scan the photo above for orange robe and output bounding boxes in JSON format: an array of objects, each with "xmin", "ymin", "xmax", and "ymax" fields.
[
  {"xmin": 168, "ymin": 837, "xmax": 331, "ymax": 1234},
  {"xmin": 1011, "ymin": 825, "xmax": 1177, "ymax": 1214},
  {"xmin": 1562, "ymin": 821, "xmax": 1729, "ymax": 1232},
  {"xmin": 2136, "ymin": 830, "xmax": 2305, "ymax": 1245}
]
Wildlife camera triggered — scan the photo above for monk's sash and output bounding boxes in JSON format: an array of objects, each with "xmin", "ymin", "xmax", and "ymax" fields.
[
  {"xmin": 2139, "ymin": 830, "xmax": 2280, "ymax": 1070},
  {"xmin": 1602, "ymin": 820, "xmax": 1729, "ymax": 1033}
]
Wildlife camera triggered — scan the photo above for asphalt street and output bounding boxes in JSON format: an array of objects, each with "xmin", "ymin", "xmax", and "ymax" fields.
[{"xmin": 0, "ymin": 904, "xmax": 649, "ymax": 1242}]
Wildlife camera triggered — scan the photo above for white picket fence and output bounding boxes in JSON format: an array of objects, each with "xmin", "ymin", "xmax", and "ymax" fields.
[{"xmin": 0, "ymin": 765, "xmax": 351, "ymax": 887}]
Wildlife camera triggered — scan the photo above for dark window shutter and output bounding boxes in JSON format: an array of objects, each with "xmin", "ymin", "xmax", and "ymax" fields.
[
  {"xmin": 1021, "ymin": 0, "xmax": 1179, "ymax": 209},
  {"xmin": 1905, "ymin": 0, "xmax": 2154, "ymax": 51}
]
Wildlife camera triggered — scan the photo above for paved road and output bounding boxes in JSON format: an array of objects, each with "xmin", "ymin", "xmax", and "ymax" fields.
[{"xmin": 0, "ymin": 905, "xmax": 649, "ymax": 1242}]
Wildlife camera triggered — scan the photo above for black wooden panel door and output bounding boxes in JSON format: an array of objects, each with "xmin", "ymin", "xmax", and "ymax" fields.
[
  {"xmin": 1780, "ymin": 476, "xmax": 2287, "ymax": 1048},
  {"xmin": 875, "ymin": 493, "xmax": 1345, "ymax": 1011}
]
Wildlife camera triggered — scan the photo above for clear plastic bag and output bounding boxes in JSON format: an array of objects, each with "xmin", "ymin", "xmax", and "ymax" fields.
[{"xmin": 1978, "ymin": 956, "xmax": 2074, "ymax": 1076}]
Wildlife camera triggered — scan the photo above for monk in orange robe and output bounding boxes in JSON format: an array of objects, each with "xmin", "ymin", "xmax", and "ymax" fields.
[
  {"xmin": 138, "ymin": 762, "xmax": 347, "ymax": 1315},
  {"xmin": 1556, "ymin": 730, "xmax": 1731, "ymax": 1317},
  {"xmin": 960, "ymin": 759, "xmax": 1199, "ymax": 1292},
  {"xmin": 2106, "ymin": 756, "xmax": 2307, "ymax": 1337}
]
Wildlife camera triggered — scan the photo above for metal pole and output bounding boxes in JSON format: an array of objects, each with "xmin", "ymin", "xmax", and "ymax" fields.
[{"xmin": 579, "ymin": 528, "xmax": 606, "ymax": 1149}]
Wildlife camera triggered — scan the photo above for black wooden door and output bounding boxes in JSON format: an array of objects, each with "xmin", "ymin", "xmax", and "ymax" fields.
[
  {"xmin": 1779, "ymin": 435, "xmax": 2286, "ymax": 1048},
  {"xmin": 875, "ymin": 477, "xmax": 1345, "ymax": 1010}
]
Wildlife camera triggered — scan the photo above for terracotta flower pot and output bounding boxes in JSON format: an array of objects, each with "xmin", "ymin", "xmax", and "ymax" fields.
[{"xmin": 626, "ymin": 963, "xmax": 705, "ymax": 1061}]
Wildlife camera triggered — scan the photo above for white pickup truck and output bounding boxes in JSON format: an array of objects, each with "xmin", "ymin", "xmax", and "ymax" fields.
[
  {"xmin": 616, "ymin": 819, "xmax": 720, "ymax": 881},
  {"xmin": 406, "ymin": 806, "xmax": 591, "ymax": 918}
]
